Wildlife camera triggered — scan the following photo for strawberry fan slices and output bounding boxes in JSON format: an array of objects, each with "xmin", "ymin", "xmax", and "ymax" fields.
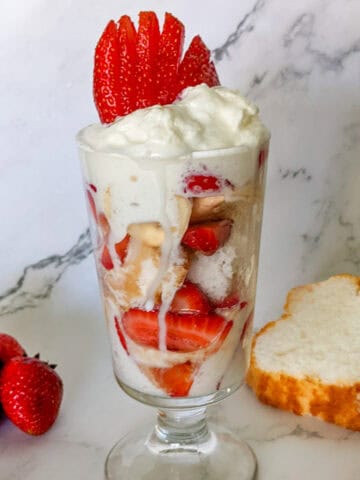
[{"xmin": 93, "ymin": 12, "xmax": 220, "ymax": 123}]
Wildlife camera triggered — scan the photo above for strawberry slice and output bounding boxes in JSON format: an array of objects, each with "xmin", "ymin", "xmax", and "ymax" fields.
[
  {"xmin": 156, "ymin": 13, "xmax": 185, "ymax": 104},
  {"xmin": 184, "ymin": 174, "xmax": 222, "ymax": 194},
  {"xmin": 214, "ymin": 294, "xmax": 240, "ymax": 309},
  {"xmin": 182, "ymin": 219, "xmax": 232, "ymax": 255},
  {"xmin": 115, "ymin": 317, "xmax": 129, "ymax": 354},
  {"xmin": 135, "ymin": 12, "xmax": 160, "ymax": 109},
  {"xmin": 170, "ymin": 281, "xmax": 210, "ymax": 314},
  {"xmin": 115, "ymin": 234, "xmax": 130, "ymax": 263},
  {"xmin": 176, "ymin": 35, "xmax": 220, "ymax": 97},
  {"xmin": 213, "ymin": 295, "xmax": 248, "ymax": 310},
  {"xmin": 143, "ymin": 361, "xmax": 196, "ymax": 397},
  {"xmin": 93, "ymin": 21, "xmax": 122, "ymax": 124},
  {"xmin": 86, "ymin": 190, "xmax": 97, "ymax": 221},
  {"xmin": 117, "ymin": 15, "xmax": 137, "ymax": 116},
  {"xmin": 98, "ymin": 213, "xmax": 110, "ymax": 238},
  {"xmin": 258, "ymin": 148, "xmax": 269, "ymax": 168},
  {"xmin": 101, "ymin": 245, "xmax": 114, "ymax": 270},
  {"xmin": 123, "ymin": 309, "xmax": 232, "ymax": 352},
  {"xmin": 93, "ymin": 13, "xmax": 221, "ymax": 122}
]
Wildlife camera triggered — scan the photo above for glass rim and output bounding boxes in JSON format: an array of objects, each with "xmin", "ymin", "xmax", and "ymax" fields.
[{"xmin": 76, "ymin": 124, "xmax": 260, "ymax": 161}]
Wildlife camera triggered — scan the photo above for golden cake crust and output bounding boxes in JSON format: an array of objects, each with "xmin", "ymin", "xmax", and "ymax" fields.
[{"xmin": 246, "ymin": 274, "xmax": 360, "ymax": 431}]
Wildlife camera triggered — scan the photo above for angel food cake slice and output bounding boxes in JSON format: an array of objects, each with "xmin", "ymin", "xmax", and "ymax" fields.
[{"xmin": 247, "ymin": 274, "xmax": 360, "ymax": 430}]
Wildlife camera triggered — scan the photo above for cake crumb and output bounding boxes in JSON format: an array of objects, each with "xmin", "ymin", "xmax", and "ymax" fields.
[{"xmin": 188, "ymin": 245, "xmax": 236, "ymax": 301}]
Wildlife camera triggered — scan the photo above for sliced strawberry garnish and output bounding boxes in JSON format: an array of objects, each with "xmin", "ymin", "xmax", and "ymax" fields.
[
  {"xmin": 176, "ymin": 35, "xmax": 220, "ymax": 97},
  {"xmin": 143, "ymin": 361, "xmax": 196, "ymax": 397},
  {"xmin": 87, "ymin": 190, "xmax": 97, "ymax": 221},
  {"xmin": 156, "ymin": 12, "xmax": 185, "ymax": 104},
  {"xmin": 170, "ymin": 281, "xmax": 210, "ymax": 314},
  {"xmin": 101, "ymin": 245, "xmax": 114, "ymax": 270},
  {"xmin": 93, "ymin": 21, "xmax": 122, "ymax": 124},
  {"xmin": 115, "ymin": 234, "xmax": 130, "ymax": 263},
  {"xmin": 184, "ymin": 174, "xmax": 222, "ymax": 194},
  {"xmin": 93, "ymin": 13, "xmax": 221, "ymax": 122},
  {"xmin": 182, "ymin": 219, "xmax": 232, "ymax": 255},
  {"xmin": 123, "ymin": 309, "xmax": 232, "ymax": 352},
  {"xmin": 89, "ymin": 183, "xmax": 97, "ymax": 193},
  {"xmin": 135, "ymin": 11, "xmax": 160, "ymax": 109},
  {"xmin": 206, "ymin": 60, "xmax": 219, "ymax": 86},
  {"xmin": 115, "ymin": 317, "xmax": 129, "ymax": 354},
  {"xmin": 117, "ymin": 15, "xmax": 137, "ymax": 116}
]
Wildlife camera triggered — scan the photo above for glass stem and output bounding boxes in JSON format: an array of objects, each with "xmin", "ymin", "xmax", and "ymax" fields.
[{"xmin": 153, "ymin": 407, "xmax": 211, "ymax": 447}]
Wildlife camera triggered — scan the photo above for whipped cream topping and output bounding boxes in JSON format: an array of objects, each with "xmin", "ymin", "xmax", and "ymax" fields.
[{"xmin": 78, "ymin": 84, "xmax": 270, "ymax": 157}]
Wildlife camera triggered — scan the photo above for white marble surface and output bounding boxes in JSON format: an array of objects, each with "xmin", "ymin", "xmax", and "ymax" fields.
[{"xmin": 1, "ymin": 0, "xmax": 360, "ymax": 478}]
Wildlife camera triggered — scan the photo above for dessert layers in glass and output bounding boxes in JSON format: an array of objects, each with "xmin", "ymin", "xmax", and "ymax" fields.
[{"xmin": 78, "ymin": 141, "xmax": 268, "ymax": 401}]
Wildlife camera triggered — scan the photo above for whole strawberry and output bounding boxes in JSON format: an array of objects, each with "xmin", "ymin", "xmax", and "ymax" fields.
[
  {"xmin": 0, "ymin": 333, "xmax": 26, "ymax": 368},
  {"xmin": 0, "ymin": 356, "xmax": 63, "ymax": 435}
]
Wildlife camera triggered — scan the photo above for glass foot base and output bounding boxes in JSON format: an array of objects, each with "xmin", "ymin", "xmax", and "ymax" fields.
[{"xmin": 105, "ymin": 420, "xmax": 256, "ymax": 480}]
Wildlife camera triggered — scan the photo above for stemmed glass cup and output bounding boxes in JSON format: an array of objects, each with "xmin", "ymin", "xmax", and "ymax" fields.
[{"xmin": 77, "ymin": 134, "xmax": 268, "ymax": 480}]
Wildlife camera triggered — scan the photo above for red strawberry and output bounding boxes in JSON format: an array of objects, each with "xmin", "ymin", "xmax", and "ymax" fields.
[
  {"xmin": 258, "ymin": 148, "xmax": 268, "ymax": 168},
  {"xmin": 135, "ymin": 12, "xmax": 160, "ymax": 109},
  {"xmin": 182, "ymin": 219, "xmax": 233, "ymax": 255},
  {"xmin": 101, "ymin": 245, "xmax": 114, "ymax": 270},
  {"xmin": 156, "ymin": 13, "xmax": 185, "ymax": 104},
  {"xmin": 143, "ymin": 361, "xmax": 196, "ymax": 397},
  {"xmin": 184, "ymin": 174, "xmax": 222, "ymax": 194},
  {"xmin": 213, "ymin": 295, "xmax": 248, "ymax": 310},
  {"xmin": 93, "ymin": 20, "xmax": 122, "ymax": 124},
  {"xmin": 98, "ymin": 213, "xmax": 110, "ymax": 238},
  {"xmin": 0, "ymin": 356, "xmax": 63, "ymax": 435},
  {"xmin": 115, "ymin": 234, "xmax": 130, "ymax": 263},
  {"xmin": 0, "ymin": 334, "xmax": 26, "ymax": 368},
  {"xmin": 123, "ymin": 309, "xmax": 232, "ymax": 352},
  {"xmin": 214, "ymin": 294, "xmax": 240, "ymax": 309},
  {"xmin": 170, "ymin": 281, "xmax": 210, "ymax": 314},
  {"xmin": 115, "ymin": 317, "xmax": 129, "ymax": 354},
  {"xmin": 176, "ymin": 35, "xmax": 219, "ymax": 97},
  {"xmin": 89, "ymin": 183, "xmax": 97, "ymax": 192},
  {"xmin": 93, "ymin": 13, "xmax": 221, "ymax": 122},
  {"xmin": 87, "ymin": 189, "xmax": 97, "ymax": 221},
  {"xmin": 117, "ymin": 15, "xmax": 137, "ymax": 116}
]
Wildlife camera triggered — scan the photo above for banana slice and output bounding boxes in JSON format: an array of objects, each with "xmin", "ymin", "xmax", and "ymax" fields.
[
  {"xmin": 190, "ymin": 195, "xmax": 225, "ymax": 222},
  {"xmin": 127, "ymin": 222, "xmax": 164, "ymax": 247}
]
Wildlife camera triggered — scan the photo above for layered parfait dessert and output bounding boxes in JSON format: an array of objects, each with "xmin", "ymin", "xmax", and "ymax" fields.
[{"xmin": 78, "ymin": 12, "xmax": 269, "ymax": 399}]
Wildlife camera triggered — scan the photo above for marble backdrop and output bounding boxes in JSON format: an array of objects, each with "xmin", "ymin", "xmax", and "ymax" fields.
[
  {"xmin": 1, "ymin": 1, "xmax": 360, "ymax": 478},
  {"xmin": 1, "ymin": 0, "xmax": 359, "ymax": 326}
]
